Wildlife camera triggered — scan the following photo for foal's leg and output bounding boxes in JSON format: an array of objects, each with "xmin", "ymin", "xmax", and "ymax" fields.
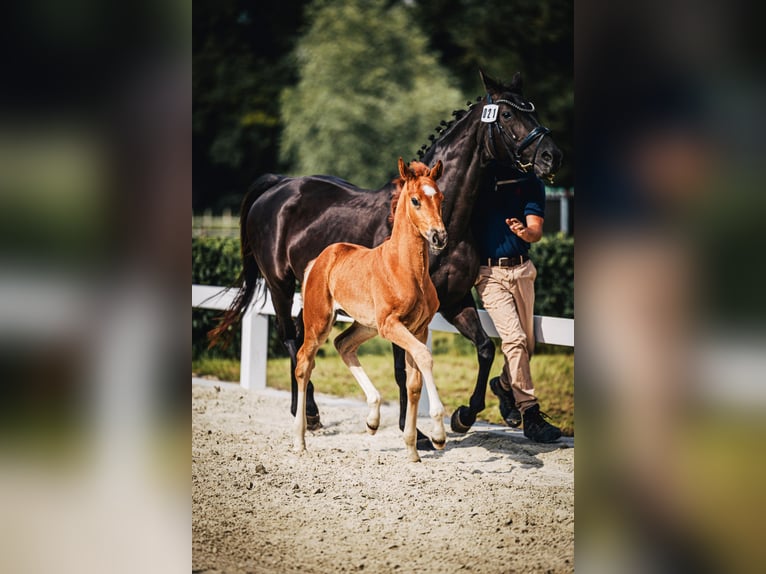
[
  {"xmin": 380, "ymin": 320, "xmax": 446, "ymax": 452},
  {"xmin": 334, "ymin": 323, "xmax": 380, "ymax": 433},
  {"xmin": 294, "ymin": 309, "xmax": 321, "ymax": 429},
  {"xmin": 270, "ymin": 281, "xmax": 321, "ymax": 429},
  {"xmin": 402, "ymin": 352, "xmax": 423, "ymax": 462},
  {"xmin": 293, "ymin": 305, "xmax": 334, "ymax": 453},
  {"xmin": 412, "ymin": 326, "xmax": 447, "ymax": 449},
  {"xmin": 393, "ymin": 344, "xmax": 435, "ymax": 450}
]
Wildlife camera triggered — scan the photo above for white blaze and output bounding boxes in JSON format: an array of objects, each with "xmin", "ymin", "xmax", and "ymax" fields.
[{"xmin": 422, "ymin": 184, "xmax": 436, "ymax": 197}]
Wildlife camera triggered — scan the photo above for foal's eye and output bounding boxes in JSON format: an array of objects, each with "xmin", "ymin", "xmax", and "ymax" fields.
[
  {"xmin": 411, "ymin": 197, "xmax": 420, "ymax": 207},
  {"xmin": 502, "ymin": 111, "xmax": 512, "ymax": 120}
]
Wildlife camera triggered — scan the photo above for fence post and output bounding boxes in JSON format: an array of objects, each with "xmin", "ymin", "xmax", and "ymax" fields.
[
  {"xmin": 240, "ymin": 307, "xmax": 269, "ymax": 390},
  {"xmin": 560, "ymin": 191, "xmax": 570, "ymax": 235}
]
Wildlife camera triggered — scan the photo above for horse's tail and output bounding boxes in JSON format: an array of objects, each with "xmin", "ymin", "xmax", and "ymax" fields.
[{"xmin": 207, "ymin": 174, "xmax": 285, "ymax": 349}]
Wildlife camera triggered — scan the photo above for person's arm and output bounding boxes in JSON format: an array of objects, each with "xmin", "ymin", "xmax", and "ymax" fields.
[{"xmin": 506, "ymin": 215, "xmax": 544, "ymax": 243}]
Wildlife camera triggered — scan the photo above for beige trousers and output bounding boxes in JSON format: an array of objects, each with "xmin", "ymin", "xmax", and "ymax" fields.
[{"xmin": 475, "ymin": 260, "xmax": 538, "ymax": 412}]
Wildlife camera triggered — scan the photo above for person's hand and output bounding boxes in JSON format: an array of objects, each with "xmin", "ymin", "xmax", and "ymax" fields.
[{"xmin": 506, "ymin": 217, "xmax": 526, "ymax": 238}]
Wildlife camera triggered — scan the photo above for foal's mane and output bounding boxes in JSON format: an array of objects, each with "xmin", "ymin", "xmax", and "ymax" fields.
[{"xmin": 388, "ymin": 161, "xmax": 431, "ymax": 224}]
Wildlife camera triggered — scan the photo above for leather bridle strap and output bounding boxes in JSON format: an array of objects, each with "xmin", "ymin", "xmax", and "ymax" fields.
[{"xmin": 484, "ymin": 93, "xmax": 551, "ymax": 172}]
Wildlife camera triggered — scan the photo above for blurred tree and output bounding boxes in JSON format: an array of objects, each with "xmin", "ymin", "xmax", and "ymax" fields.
[
  {"xmin": 412, "ymin": 0, "xmax": 573, "ymax": 186},
  {"xmin": 279, "ymin": 0, "xmax": 463, "ymax": 187},
  {"xmin": 192, "ymin": 0, "xmax": 573, "ymax": 212},
  {"xmin": 193, "ymin": 0, "xmax": 309, "ymax": 211}
]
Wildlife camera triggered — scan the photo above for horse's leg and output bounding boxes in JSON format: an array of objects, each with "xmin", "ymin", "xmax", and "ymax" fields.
[
  {"xmin": 441, "ymin": 294, "xmax": 496, "ymax": 433},
  {"xmin": 393, "ymin": 344, "xmax": 435, "ymax": 451},
  {"xmin": 267, "ymin": 279, "xmax": 301, "ymax": 413},
  {"xmin": 271, "ymin": 279, "xmax": 320, "ymax": 430},
  {"xmin": 380, "ymin": 320, "xmax": 446, "ymax": 451},
  {"xmin": 334, "ymin": 323, "xmax": 381, "ymax": 433}
]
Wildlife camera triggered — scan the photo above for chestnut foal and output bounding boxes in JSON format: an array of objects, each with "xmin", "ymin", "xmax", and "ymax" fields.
[{"xmin": 294, "ymin": 158, "xmax": 448, "ymax": 462}]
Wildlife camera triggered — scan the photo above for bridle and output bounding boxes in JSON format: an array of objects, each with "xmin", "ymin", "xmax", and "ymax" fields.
[{"xmin": 482, "ymin": 92, "xmax": 553, "ymax": 182}]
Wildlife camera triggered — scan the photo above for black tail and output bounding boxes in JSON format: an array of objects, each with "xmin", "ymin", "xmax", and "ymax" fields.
[{"xmin": 208, "ymin": 174, "xmax": 285, "ymax": 348}]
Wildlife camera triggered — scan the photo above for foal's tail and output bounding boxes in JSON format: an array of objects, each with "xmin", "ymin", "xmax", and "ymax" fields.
[{"xmin": 207, "ymin": 174, "xmax": 285, "ymax": 349}]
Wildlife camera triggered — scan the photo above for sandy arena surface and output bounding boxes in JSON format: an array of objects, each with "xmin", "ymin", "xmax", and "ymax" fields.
[{"xmin": 192, "ymin": 380, "xmax": 574, "ymax": 573}]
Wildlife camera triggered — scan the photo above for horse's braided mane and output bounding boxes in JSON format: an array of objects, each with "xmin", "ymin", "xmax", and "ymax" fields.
[
  {"xmin": 388, "ymin": 161, "xmax": 431, "ymax": 224},
  {"xmin": 387, "ymin": 96, "xmax": 486, "ymax": 225},
  {"xmin": 413, "ymin": 96, "xmax": 486, "ymax": 162}
]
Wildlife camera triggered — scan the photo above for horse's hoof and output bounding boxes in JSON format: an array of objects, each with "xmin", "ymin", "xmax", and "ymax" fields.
[
  {"xmin": 366, "ymin": 421, "xmax": 379, "ymax": 435},
  {"xmin": 450, "ymin": 406, "xmax": 475, "ymax": 434},
  {"xmin": 416, "ymin": 429, "xmax": 436, "ymax": 451},
  {"xmin": 306, "ymin": 414, "xmax": 323, "ymax": 431},
  {"xmin": 431, "ymin": 438, "xmax": 446, "ymax": 450}
]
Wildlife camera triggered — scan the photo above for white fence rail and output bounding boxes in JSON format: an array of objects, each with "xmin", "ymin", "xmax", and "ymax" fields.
[{"xmin": 193, "ymin": 283, "xmax": 573, "ymax": 393}]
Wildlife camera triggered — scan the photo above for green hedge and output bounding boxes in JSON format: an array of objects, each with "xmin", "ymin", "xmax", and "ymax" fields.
[
  {"xmin": 193, "ymin": 237, "xmax": 288, "ymax": 360},
  {"xmin": 193, "ymin": 233, "xmax": 574, "ymax": 360},
  {"xmin": 192, "ymin": 237, "xmax": 241, "ymax": 360},
  {"xmin": 529, "ymin": 232, "xmax": 574, "ymax": 318},
  {"xmin": 192, "ymin": 236, "xmax": 241, "ymax": 286}
]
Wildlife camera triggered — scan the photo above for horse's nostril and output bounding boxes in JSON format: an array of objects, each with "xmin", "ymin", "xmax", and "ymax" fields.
[
  {"xmin": 542, "ymin": 150, "xmax": 553, "ymax": 162},
  {"xmin": 429, "ymin": 230, "xmax": 447, "ymax": 248}
]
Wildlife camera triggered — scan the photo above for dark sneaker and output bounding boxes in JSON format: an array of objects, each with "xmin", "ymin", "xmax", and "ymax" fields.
[
  {"xmin": 489, "ymin": 376, "xmax": 522, "ymax": 428},
  {"xmin": 522, "ymin": 404, "xmax": 562, "ymax": 443}
]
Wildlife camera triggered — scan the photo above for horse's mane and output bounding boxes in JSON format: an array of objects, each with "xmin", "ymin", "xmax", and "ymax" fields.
[
  {"xmin": 387, "ymin": 81, "xmax": 522, "ymax": 223},
  {"xmin": 388, "ymin": 161, "xmax": 430, "ymax": 224},
  {"xmin": 413, "ymin": 95, "xmax": 491, "ymax": 162},
  {"xmin": 413, "ymin": 80, "xmax": 524, "ymax": 162},
  {"xmin": 414, "ymin": 103, "xmax": 472, "ymax": 162}
]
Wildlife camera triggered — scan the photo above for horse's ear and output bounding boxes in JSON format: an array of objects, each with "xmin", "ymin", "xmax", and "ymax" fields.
[
  {"xmin": 429, "ymin": 160, "xmax": 443, "ymax": 181},
  {"xmin": 510, "ymin": 72, "xmax": 523, "ymax": 91},
  {"xmin": 479, "ymin": 68, "xmax": 502, "ymax": 95}
]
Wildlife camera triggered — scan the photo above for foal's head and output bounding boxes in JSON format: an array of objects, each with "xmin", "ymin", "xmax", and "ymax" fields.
[{"xmin": 394, "ymin": 157, "xmax": 447, "ymax": 252}]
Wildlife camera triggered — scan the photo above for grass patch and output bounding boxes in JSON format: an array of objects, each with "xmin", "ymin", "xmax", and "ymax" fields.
[
  {"xmin": 192, "ymin": 357, "xmax": 241, "ymax": 383},
  {"xmin": 265, "ymin": 352, "xmax": 573, "ymax": 436},
  {"xmin": 195, "ymin": 328, "xmax": 574, "ymax": 436}
]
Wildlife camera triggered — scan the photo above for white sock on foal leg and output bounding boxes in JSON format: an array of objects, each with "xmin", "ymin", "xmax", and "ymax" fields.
[{"xmin": 348, "ymin": 365, "xmax": 381, "ymax": 433}]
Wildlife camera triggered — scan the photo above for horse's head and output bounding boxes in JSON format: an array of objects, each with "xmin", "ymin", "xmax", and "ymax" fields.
[
  {"xmin": 396, "ymin": 157, "xmax": 447, "ymax": 253},
  {"xmin": 479, "ymin": 70, "xmax": 562, "ymax": 182}
]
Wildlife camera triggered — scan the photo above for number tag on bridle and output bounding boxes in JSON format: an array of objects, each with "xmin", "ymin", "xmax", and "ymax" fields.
[{"xmin": 481, "ymin": 104, "xmax": 499, "ymax": 123}]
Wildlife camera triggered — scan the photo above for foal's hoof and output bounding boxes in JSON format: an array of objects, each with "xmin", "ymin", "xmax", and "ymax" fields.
[
  {"xmin": 431, "ymin": 438, "xmax": 446, "ymax": 450},
  {"xmin": 416, "ymin": 429, "xmax": 436, "ymax": 451},
  {"xmin": 450, "ymin": 406, "xmax": 476, "ymax": 434},
  {"xmin": 306, "ymin": 414, "xmax": 323, "ymax": 431},
  {"xmin": 366, "ymin": 421, "xmax": 379, "ymax": 435}
]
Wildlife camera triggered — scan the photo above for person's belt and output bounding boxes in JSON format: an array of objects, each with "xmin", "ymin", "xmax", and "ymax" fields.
[{"xmin": 486, "ymin": 255, "xmax": 530, "ymax": 267}]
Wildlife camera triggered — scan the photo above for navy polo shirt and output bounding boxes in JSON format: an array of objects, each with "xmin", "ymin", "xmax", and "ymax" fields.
[{"xmin": 473, "ymin": 170, "xmax": 545, "ymax": 260}]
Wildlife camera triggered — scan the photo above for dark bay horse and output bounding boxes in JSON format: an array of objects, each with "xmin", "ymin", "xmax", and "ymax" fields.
[
  {"xmin": 210, "ymin": 70, "xmax": 562, "ymax": 448},
  {"xmin": 296, "ymin": 159, "xmax": 447, "ymax": 462}
]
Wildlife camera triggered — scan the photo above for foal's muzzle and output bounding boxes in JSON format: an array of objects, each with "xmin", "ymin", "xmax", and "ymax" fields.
[{"xmin": 428, "ymin": 229, "xmax": 448, "ymax": 252}]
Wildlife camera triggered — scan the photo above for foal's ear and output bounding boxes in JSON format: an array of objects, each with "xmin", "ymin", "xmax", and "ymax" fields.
[
  {"xmin": 429, "ymin": 160, "xmax": 443, "ymax": 181},
  {"xmin": 398, "ymin": 157, "xmax": 412, "ymax": 179}
]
